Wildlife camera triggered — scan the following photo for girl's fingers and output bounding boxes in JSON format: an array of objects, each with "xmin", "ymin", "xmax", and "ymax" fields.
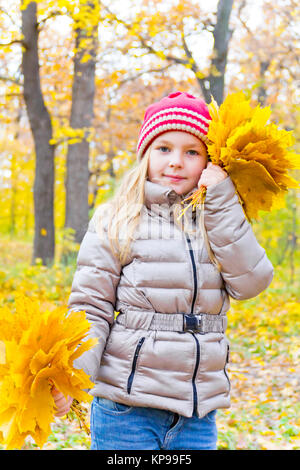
[
  {"xmin": 51, "ymin": 387, "xmax": 73, "ymax": 416},
  {"xmin": 51, "ymin": 386, "xmax": 63, "ymax": 396},
  {"xmin": 198, "ymin": 164, "xmax": 227, "ymax": 188},
  {"xmin": 54, "ymin": 401, "xmax": 72, "ymax": 417}
]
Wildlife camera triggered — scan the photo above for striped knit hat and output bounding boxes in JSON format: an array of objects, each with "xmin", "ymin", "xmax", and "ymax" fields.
[{"xmin": 137, "ymin": 91, "xmax": 211, "ymax": 161}]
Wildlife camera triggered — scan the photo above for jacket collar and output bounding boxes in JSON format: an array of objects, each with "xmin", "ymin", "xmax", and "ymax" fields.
[
  {"xmin": 144, "ymin": 180, "xmax": 198, "ymax": 219},
  {"xmin": 144, "ymin": 180, "xmax": 180, "ymax": 207}
]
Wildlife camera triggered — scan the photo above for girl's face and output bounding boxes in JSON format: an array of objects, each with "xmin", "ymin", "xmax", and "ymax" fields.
[{"xmin": 147, "ymin": 131, "xmax": 207, "ymax": 195}]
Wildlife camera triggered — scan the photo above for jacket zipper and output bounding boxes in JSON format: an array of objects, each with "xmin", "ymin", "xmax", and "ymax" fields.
[
  {"xmin": 185, "ymin": 234, "xmax": 197, "ymax": 314},
  {"xmin": 191, "ymin": 333, "xmax": 200, "ymax": 414},
  {"xmin": 185, "ymin": 234, "xmax": 200, "ymax": 415},
  {"xmin": 224, "ymin": 344, "xmax": 231, "ymax": 391},
  {"xmin": 127, "ymin": 337, "xmax": 146, "ymax": 394}
]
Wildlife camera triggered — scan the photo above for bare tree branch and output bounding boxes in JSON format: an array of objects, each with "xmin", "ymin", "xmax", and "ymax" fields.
[
  {"xmin": 118, "ymin": 63, "xmax": 173, "ymax": 86},
  {"xmin": 0, "ymin": 6, "xmax": 20, "ymax": 27},
  {"xmin": 37, "ymin": 10, "xmax": 64, "ymax": 32},
  {"xmin": 0, "ymin": 75, "xmax": 22, "ymax": 85},
  {"xmin": 0, "ymin": 39, "xmax": 24, "ymax": 47}
]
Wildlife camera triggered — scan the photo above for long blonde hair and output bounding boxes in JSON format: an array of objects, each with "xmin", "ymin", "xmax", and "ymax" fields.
[
  {"xmin": 96, "ymin": 146, "xmax": 220, "ymax": 270},
  {"xmin": 96, "ymin": 149, "xmax": 150, "ymax": 265}
]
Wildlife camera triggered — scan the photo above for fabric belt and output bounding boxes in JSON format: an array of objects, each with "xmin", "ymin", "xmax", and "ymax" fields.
[{"xmin": 116, "ymin": 311, "xmax": 226, "ymax": 334}]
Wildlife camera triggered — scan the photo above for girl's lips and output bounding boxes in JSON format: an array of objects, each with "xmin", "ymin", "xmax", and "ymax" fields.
[{"xmin": 164, "ymin": 174, "xmax": 186, "ymax": 181}]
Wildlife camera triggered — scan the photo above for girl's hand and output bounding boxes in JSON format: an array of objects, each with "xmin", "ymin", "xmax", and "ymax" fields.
[
  {"xmin": 198, "ymin": 162, "xmax": 227, "ymax": 188},
  {"xmin": 51, "ymin": 387, "xmax": 73, "ymax": 417}
]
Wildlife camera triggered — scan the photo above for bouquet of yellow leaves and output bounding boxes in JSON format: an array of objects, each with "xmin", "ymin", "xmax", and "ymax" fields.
[
  {"xmin": 0, "ymin": 295, "xmax": 97, "ymax": 450},
  {"xmin": 181, "ymin": 91, "xmax": 299, "ymax": 221}
]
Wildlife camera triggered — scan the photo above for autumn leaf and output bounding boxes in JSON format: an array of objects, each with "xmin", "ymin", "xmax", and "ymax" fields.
[
  {"xmin": 0, "ymin": 295, "xmax": 97, "ymax": 450},
  {"xmin": 208, "ymin": 93, "xmax": 300, "ymax": 220},
  {"xmin": 225, "ymin": 158, "xmax": 284, "ymax": 220},
  {"xmin": 181, "ymin": 92, "xmax": 299, "ymax": 221}
]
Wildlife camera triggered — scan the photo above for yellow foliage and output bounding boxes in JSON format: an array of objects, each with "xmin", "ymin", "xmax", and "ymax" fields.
[
  {"xmin": 49, "ymin": 124, "xmax": 92, "ymax": 146},
  {"xmin": 195, "ymin": 70, "xmax": 206, "ymax": 79},
  {"xmin": 100, "ymin": 160, "xmax": 111, "ymax": 172},
  {"xmin": 155, "ymin": 50, "xmax": 166, "ymax": 60},
  {"xmin": 0, "ymin": 295, "xmax": 97, "ymax": 449},
  {"xmin": 206, "ymin": 92, "xmax": 300, "ymax": 220}
]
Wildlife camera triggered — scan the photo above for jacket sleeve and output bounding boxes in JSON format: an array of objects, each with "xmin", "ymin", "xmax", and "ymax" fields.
[
  {"xmin": 204, "ymin": 176, "xmax": 274, "ymax": 300},
  {"xmin": 68, "ymin": 208, "xmax": 122, "ymax": 383}
]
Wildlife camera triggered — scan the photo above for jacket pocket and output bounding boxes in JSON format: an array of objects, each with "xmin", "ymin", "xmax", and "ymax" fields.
[
  {"xmin": 127, "ymin": 337, "xmax": 146, "ymax": 394},
  {"xmin": 224, "ymin": 344, "xmax": 231, "ymax": 391},
  {"xmin": 94, "ymin": 397, "xmax": 133, "ymax": 415}
]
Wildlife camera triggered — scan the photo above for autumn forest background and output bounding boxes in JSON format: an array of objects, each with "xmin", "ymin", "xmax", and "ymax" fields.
[{"xmin": 0, "ymin": 0, "xmax": 299, "ymax": 450}]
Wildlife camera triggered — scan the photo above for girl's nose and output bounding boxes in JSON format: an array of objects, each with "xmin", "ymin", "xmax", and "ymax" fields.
[{"xmin": 168, "ymin": 151, "xmax": 183, "ymax": 167}]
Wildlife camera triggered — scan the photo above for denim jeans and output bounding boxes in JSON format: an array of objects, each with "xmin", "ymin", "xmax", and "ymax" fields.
[{"xmin": 90, "ymin": 397, "xmax": 218, "ymax": 450}]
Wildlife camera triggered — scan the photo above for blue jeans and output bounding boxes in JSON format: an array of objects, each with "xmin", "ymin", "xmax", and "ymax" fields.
[{"xmin": 90, "ymin": 397, "xmax": 218, "ymax": 450}]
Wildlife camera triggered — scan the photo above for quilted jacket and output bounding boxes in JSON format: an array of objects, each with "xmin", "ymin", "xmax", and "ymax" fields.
[{"xmin": 68, "ymin": 177, "xmax": 273, "ymax": 418}]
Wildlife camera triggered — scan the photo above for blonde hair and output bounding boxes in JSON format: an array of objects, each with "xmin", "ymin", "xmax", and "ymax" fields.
[
  {"xmin": 96, "ymin": 145, "xmax": 220, "ymax": 270},
  {"xmin": 96, "ymin": 149, "xmax": 150, "ymax": 265}
]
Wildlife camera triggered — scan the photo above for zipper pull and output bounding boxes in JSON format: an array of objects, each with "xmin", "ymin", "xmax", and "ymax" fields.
[
  {"xmin": 135, "ymin": 338, "xmax": 145, "ymax": 356},
  {"xmin": 226, "ymin": 345, "xmax": 230, "ymax": 363}
]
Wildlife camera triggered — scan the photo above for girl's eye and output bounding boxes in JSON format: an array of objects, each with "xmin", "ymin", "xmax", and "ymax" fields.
[
  {"xmin": 158, "ymin": 146, "xmax": 170, "ymax": 153},
  {"xmin": 187, "ymin": 150, "xmax": 199, "ymax": 156}
]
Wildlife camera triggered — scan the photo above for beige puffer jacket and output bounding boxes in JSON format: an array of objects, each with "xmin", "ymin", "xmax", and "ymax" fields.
[{"xmin": 68, "ymin": 177, "xmax": 273, "ymax": 418}]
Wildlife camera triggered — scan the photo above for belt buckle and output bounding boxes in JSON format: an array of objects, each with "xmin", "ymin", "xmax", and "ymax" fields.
[{"xmin": 183, "ymin": 314, "xmax": 201, "ymax": 333}]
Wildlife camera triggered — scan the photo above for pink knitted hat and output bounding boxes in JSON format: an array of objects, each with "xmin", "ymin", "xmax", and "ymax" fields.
[{"xmin": 137, "ymin": 91, "xmax": 211, "ymax": 160}]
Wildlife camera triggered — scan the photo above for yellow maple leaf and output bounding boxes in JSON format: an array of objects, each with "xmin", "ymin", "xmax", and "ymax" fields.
[
  {"xmin": 181, "ymin": 91, "xmax": 299, "ymax": 222},
  {"xmin": 225, "ymin": 159, "xmax": 283, "ymax": 220},
  {"xmin": 0, "ymin": 295, "xmax": 97, "ymax": 450}
]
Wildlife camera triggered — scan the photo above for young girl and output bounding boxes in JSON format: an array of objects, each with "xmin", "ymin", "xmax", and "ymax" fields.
[{"xmin": 53, "ymin": 92, "xmax": 273, "ymax": 450}]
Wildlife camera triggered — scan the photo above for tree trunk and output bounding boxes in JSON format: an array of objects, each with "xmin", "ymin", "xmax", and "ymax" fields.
[
  {"xmin": 65, "ymin": 3, "xmax": 97, "ymax": 244},
  {"xmin": 198, "ymin": 0, "xmax": 234, "ymax": 104},
  {"xmin": 21, "ymin": 1, "xmax": 55, "ymax": 265},
  {"xmin": 257, "ymin": 60, "xmax": 270, "ymax": 105}
]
